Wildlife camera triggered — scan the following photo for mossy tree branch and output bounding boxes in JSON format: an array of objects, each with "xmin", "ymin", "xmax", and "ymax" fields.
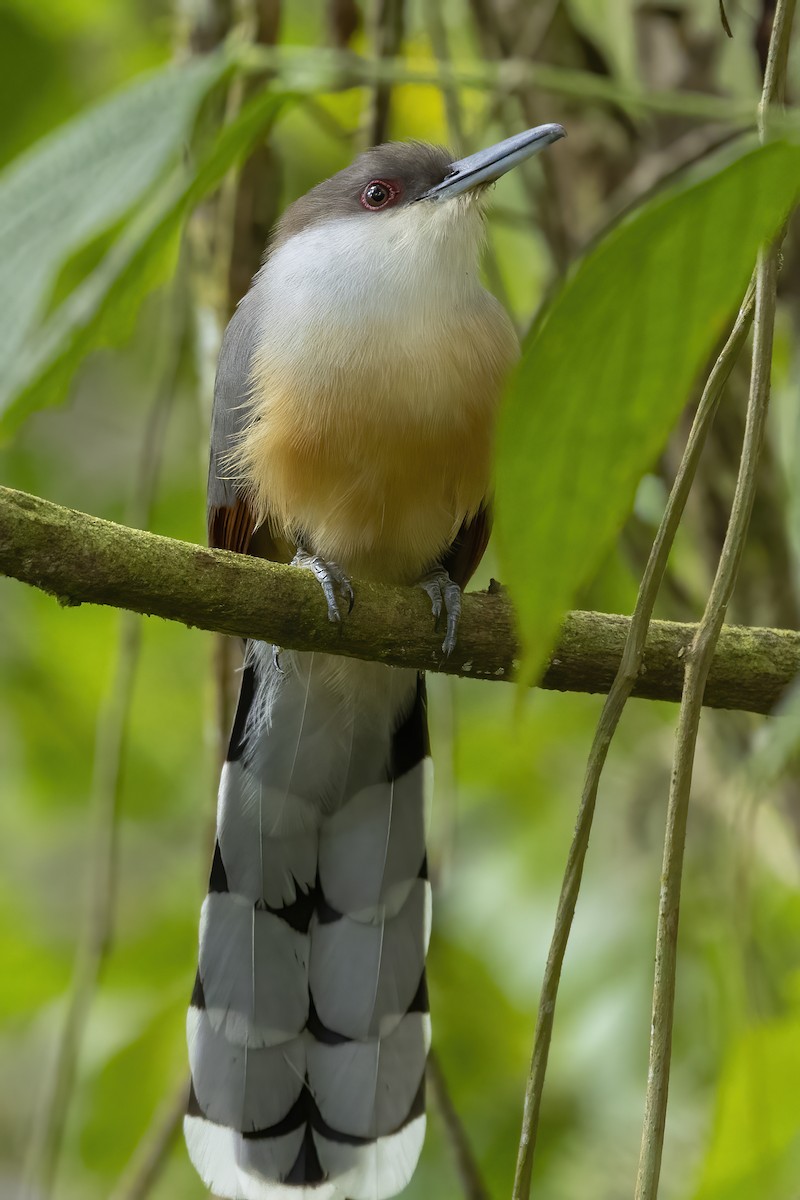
[{"xmin": 1, "ymin": 484, "xmax": 797, "ymax": 715}]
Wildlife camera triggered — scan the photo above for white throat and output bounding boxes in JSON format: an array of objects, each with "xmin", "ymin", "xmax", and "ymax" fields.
[{"xmin": 253, "ymin": 197, "xmax": 489, "ymax": 353}]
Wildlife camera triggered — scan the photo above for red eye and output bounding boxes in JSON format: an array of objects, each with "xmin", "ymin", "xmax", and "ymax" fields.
[{"xmin": 360, "ymin": 179, "xmax": 399, "ymax": 210}]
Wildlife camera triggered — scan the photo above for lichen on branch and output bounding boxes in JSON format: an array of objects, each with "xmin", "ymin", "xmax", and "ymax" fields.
[{"xmin": 0, "ymin": 484, "xmax": 796, "ymax": 714}]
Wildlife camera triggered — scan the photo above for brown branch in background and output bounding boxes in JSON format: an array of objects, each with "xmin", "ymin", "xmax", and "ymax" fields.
[
  {"xmin": 421, "ymin": 0, "xmax": 512, "ymax": 317},
  {"xmin": 208, "ymin": 6, "xmax": 274, "ymax": 321},
  {"xmin": 362, "ymin": 0, "xmax": 405, "ymax": 147},
  {"xmin": 183, "ymin": 0, "xmax": 233, "ymax": 54},
  {"xmin": 1, "ymin": 485, "xmax": 799, "ymax": 715},
  {"xmin": 424, "ymin": 0, "xmax": 466, "ymax": 147},
  {"xmin": 425, "ymin": 0, "xmax": 517, "ymax": 312},
  {"xmin": 326, "ymin": 0, "xmax": 361, "ymax": 48},
  {"xmin": 20, "ymin": 290, "xmax": 186, "ymax": 1200},
  {"xmin": 479, "ymin": 0, "xmax": 562, "ymax": 132},
  {"xmin": 468, "ymin": 0, "xmax": 571, "ymax": 273},
  {"xmin": 225, "ymin": 0, "xmax": 282, "ymax": 310},
  {"xmin": 427, "ymin": 1050, "xmax": 491, "ymax": 1200},
  {"xmin": 755, "ymin": 0, "xmax": 779, "ymax": 73}
]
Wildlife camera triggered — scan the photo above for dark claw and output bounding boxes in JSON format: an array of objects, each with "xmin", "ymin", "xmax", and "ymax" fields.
[
  {"xmin": 442, "ymin": 582, "xmax": 462, "ymax": 657},
  {"xmin": 417, "ymin": 568, "xmax": 462, "ymax": 656},
  {"xmin": 291, "ymin": 548, "xmax": 353, "ymax": 624},
  {"xmin": 321, "ymin": 577, "xmax": 341, "ymax": 623}
]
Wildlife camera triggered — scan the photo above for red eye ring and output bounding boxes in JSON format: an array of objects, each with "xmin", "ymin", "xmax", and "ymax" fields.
[{"xmin": 360, "ymin": 179, "xmax": 399, "ymax": 210}]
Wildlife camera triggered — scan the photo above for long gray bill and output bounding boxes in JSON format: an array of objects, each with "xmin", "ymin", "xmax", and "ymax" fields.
[{"xmin": 418, "ymin": 122, "xmax": 566, "ymax": 201}]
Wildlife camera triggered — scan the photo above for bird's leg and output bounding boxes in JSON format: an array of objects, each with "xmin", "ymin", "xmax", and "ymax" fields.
[
  {"xmin": 291, "ymin": 544, "xmax": 354, "ymax": 624},
  {"xmin": 417, "ymin": 566, "xmax": 462, "ymax": 656}
]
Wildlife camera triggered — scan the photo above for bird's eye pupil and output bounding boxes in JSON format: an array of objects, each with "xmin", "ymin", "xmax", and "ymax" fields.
[{"xmin": 365, "ymin": 182, "xmax": 389, "ymax": 207}]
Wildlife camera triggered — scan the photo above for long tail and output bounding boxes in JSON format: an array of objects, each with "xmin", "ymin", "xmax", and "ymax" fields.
[{"xmin": 185, "ymin": 643, "xmax": 431, "ymax": 1200}]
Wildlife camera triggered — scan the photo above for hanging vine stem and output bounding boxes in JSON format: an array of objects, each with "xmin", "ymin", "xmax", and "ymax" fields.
[
  {"xmin": 512, "ymin": 4, "xmax": 796, "ymax": 1196},
  {"xmin": 635, "ymin": 1, "xmax": 796, "ymax": 1195},
  {"xmin": 510, "ymin": 278, "xmax": 755, "ymax": 1200},
  {"xmin": 20, "ymin": 287, "xmax": 187, "ymax": 1200}
]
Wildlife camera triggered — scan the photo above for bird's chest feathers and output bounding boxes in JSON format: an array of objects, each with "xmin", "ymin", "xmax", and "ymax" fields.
[{"xmin": 235, "ymin": 216, "xmax": 518, "ymax": 580}]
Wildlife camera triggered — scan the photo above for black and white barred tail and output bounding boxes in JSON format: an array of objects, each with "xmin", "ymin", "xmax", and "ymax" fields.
[{"xmin": 185, "ymin": 643, "xmax": 431, "ymax": 1200}]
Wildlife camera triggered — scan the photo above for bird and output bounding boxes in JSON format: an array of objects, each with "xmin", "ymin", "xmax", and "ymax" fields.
[{"xmin": 185, "ymin": 122, "xmax": 565, "ymax": 1200}]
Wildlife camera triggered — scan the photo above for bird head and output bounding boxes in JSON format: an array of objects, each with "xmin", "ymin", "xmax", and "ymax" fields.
[
  {"xmin": 274, "ymin": 123, "xmax": 565, "ymax": 249},
  {"xmin": 263, "ymin": 124, "xmax": 565, "ymax": 328}
]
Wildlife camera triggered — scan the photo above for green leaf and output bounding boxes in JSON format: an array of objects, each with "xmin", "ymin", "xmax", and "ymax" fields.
[
  {"xmin": 79, "ymin": 994, "xmax": 186, "ymax": 1174},
  {"xmin": 0, "ymin": 54, "xmax": 229, "ymax": 433},
  {"xmin": 0, "ymin": 84, "xmax": 287, "ymax": 435},
  {"xmin": 693, "ymin": 1010, "xmax": 800, "ymax": 1200},
  {"xmin": 495, "ymin": 140, "xmax": 800, "ymax": 686}
]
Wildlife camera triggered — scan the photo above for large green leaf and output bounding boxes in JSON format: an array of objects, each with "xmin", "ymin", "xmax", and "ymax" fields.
[
  {"xmin": 495, "ymin": 140, "xmax": 800, "ymax": 685},
  {"xmin": 0, "ymin": 84, "xmax": 286, "ymax": 435},
  {"xmin": 0, "ymin": 57, "xmax": 227, "ymax": 404}
]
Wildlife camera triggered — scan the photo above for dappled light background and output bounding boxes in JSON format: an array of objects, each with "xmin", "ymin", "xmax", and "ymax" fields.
[{"xmin": 1, "ymin": 2, "xmax": 800, "ymax": 1200}]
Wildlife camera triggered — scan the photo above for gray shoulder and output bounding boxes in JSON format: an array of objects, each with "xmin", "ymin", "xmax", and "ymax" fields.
[{"xmin": 208, "ymin": 284, "xmax": 264, "ymax": 511}]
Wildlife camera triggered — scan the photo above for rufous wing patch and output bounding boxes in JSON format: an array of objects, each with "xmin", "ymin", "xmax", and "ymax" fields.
[
  {"xmin": 208, "ymin": 497, "xmax": 258, "ymax": 556},
  {"xmin": 442, "ymin": 502, "xmax": 492, "ymax": 589}
]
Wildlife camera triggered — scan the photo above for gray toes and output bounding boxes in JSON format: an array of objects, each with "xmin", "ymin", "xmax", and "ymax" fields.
[
  {"xmin": 292, "ymin": 549, "xmax": 353, "ymax": 623},
  {"xmin": 417, "ymin": 568, "xmax": 462, "ymax": 656},
  {"xmin": 441, "ymin": 582, "xmax": 462, "ymax": 657}
]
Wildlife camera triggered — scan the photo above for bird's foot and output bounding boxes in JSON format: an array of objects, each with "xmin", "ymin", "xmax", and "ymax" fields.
[
  {"xmin": 417, "ymin": 567, "xmax": 462, "ymax": 656},
  {"xmin": 291, "ymin": 548, "xmax": 354, "ymax": 624}
]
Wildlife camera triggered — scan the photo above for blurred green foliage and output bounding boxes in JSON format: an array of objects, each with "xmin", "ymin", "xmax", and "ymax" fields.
[{"xmin": 1, "ymin": 2, "xmax": 800, "ymax": 1200}]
